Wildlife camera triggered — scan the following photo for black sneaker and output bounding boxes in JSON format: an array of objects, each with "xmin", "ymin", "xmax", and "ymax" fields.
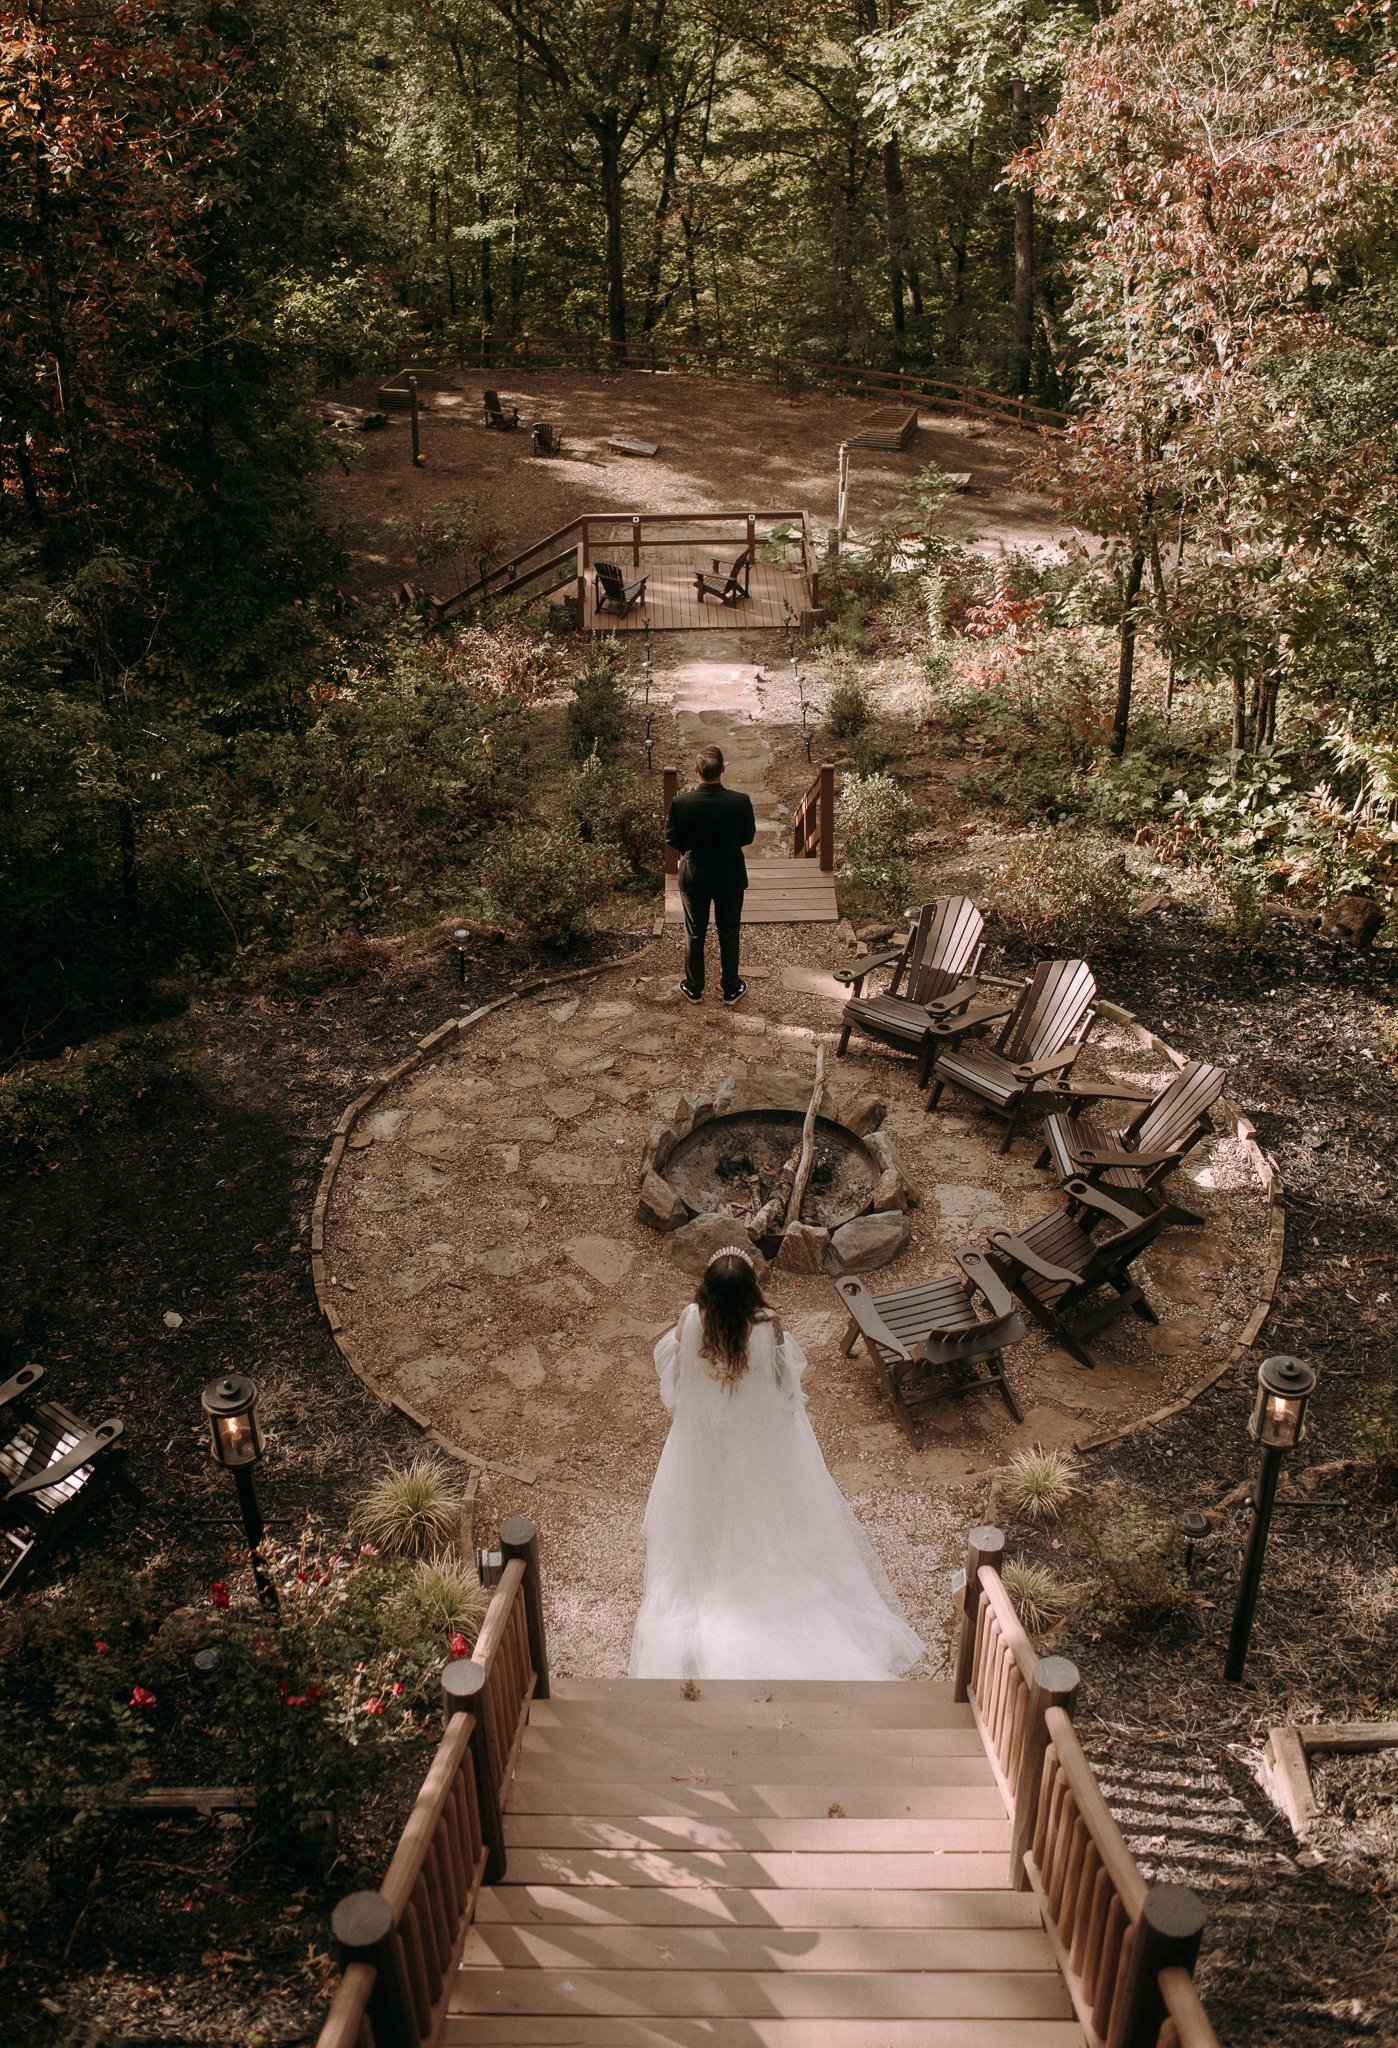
[
  {"xmin": 722, "ymin": 980, "xmax": 749, "ymax": 1006},
  {"xmin": 678, "ymin": 979, "xmax": 703, "ymax": 1004}
]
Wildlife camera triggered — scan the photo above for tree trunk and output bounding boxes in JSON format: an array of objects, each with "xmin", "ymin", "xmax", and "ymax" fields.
[
  {"xmin": 1111, "ymin": 550, "xmax": 1146, "ymax": 757},
  {"xmin": 881, "ymin": 136, "xmax": 910, "ymax": 339},
  {"xmin": 598, "ymin": 122, "xmax": 628, "ymax": 345},
  {"xmin": 1010, "ymin": 78, "xmax": 1033, "ymax": 395},
  {"xmin": 1229, "ymin": 664, "xmax": 1248, "ymax": 762}
]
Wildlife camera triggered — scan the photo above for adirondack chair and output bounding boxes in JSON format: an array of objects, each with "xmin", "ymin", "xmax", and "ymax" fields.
[
  {"xmin": 835, "ymin": 1253, "xmax": 1026, "ymax": 1436},
  {"xmin": 835, "ymin": 896, "xmax": 987, "ymax": 1084},
  {"xmin": 926, "ymin": 958, "xmax": 1097, "ymax": 1152},
  {"xmin": 593, "ymin": 561, "xmax": 648, "ymax": 616},
  {"xmin": 1038, "ymin": 1059, "xmax": 1227, "ymax": 1226},
  {"xmin": 0, "ymin": 1366, "xmax": 125, "ymax": 1597},
  {"xmin": 694, "ymin": 553, "xmax": 751, "ymax": 605},
  {"xmin": 483, "ymin": 389, "xmax": 520, "ymax": 431},
  {"xmin": 984, "ymin": 1180, "xmax": 1167, "ymax": 1369},
  {"xmin": 530, "ymin": 420, "xmax": 564, "ymax": 456}
]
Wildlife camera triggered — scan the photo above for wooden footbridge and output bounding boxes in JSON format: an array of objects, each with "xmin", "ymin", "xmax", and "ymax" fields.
[
  {"xmin": 316, "ymin": 1520, "xmax": 1225, "ymax": 2048},
  {"xmin": 662, "ymin": 763, "xmax": 839, "ymax": 926}
]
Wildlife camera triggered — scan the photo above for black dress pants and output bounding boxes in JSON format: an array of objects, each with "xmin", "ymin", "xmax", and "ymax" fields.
[{"xmin": 679, "ymin": 863, "xmax": 744, "ymax": 997}]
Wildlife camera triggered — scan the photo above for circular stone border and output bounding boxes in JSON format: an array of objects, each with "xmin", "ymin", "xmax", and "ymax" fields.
[{"xmin": 309, "ymin": 963, "xmax": 1284, "ymax": 1481}]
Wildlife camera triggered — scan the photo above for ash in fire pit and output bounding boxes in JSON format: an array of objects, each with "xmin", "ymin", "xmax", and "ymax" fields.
[{"xmin": 636, "ymin": 1065, "xmax": 919, "ymax": 1273}]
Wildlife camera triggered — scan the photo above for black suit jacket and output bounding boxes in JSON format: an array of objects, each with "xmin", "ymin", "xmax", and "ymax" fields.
[{"xmin": 666, "ymin": 782, "xmax": 756, "ymax": 892}]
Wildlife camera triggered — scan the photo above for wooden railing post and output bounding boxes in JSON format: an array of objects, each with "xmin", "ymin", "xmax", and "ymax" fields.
[
  {"xmin": 662, "ymin": 767, "xmax": 679, "ymax": 877},
  {"xmin": 443, "ymin": 1660, "xmax": 506, "ymax": 1883},
  {"xmin": 1011, "ymin": 1655, "xmax": 1079, "ymax": 1889},
  {"xmin": 746, "ymin": 511, "xmax": 756, "ymax": 560},
  {"xmin": 576, "ymin": 540, "xmax": 585, "ymax": 626},
  {"xmin": 500, "ymin": 1514, "xmax": 549, "ymax": 1701},
  {"xmin": 818, "ymin": 763, "xmax": 835, "ymax": 873},
  {"xmin": 331, "ymin": 1891, "xmax": 418, "ymax": 2048},
  {"xmin": 952, "ymin": 1524, "xmax": 1004, "ymax": 1702},
  {"xmin": 632, "ymin": 515, "xmax": 642, "ymax": 568},
  {"xmin": 1107, "ymin": 1885, "xmax": 1207, "ymax": 2048}
]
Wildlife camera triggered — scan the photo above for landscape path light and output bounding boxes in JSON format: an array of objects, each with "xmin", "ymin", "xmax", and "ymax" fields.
[
  {"xmin": 1224, "ymin": 1355, "xmax": 1316, "ymax": 1681},
  {"xmin": 201, "ymin": 1373, "xmax": 279, "ymax": 1614},
  {"xmin": 452, "ymin": 927, "xmax": 471, "ymax": 986}
]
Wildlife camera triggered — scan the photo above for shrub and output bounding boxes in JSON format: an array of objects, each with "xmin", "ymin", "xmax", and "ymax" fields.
[
  {"xmin": 569, "ymin": 757, "xmax": 663, "ymax": 892},
  {"xmin": 1001, "ymin": 1559, "xmax": 1073, "ymax": 1635},
  {"xmin": 353, "ymin": 1455, "xmax": 463, "ymax": 1557},
  {"xmin": 994, "ymin": 833, "xmax": 1134, "ymax": 953},
  {"xmin": 1005, "ymin": 1445, "xmax": 1080, "ymax": 1523},
  {"xmin": 1075, "ymin": 1500, "xmax": 1191, "ymax": 1634},
  {"xmin": 386, "ymin": 1555, "xmax": 490, "ymax": 1655},
  {"xmin": 827, "ymin": 675, "xmax": 872, "ymax": 740},
  {"xmin": 567, "ymin": 640, "xmax": 631, "ymax": 760},
  {"xmin": 836, "ymin": 772, "xmax": 916, "ymax": 917},
  {"xmin": 480, "ymin": 824, "xmax": 621, "ymax": 948},
  {"xmin": 848, "ymin": 728, "xmax": 896, "ymax": 776},
  {"xmin": 1352, "ymin": 1384, "xmax": 1398, "ymax": 1485},
  {"xmin": 0, "ymin": 1024, "xmax": 193, "ymax": 1160}
]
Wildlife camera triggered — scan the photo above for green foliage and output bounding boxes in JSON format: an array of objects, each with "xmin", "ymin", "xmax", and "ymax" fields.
[
  {"xmin": 567, "ymin": 641, "xmax": 632, "ymax": 762},
  {"xmin": 994, "ymin": 833, "xmax": 1134, "ymax": 953},
  {"xmin": 1352, "ymin": 1385, "xmax": 1398, "ymax": 1485},
  {"xmin": 1005, "ymin": 1445, "xmax": 1081, "ymax": 1523},
  {"xmin": 1001, "ymin": 1559, "xmax": 1073, "ymax": 1636},
  {"xmin": 353, "ymin": 1456, "xmax": 463, "ymax": 1557},
  {"xmin": 385, "ymin": 1556, "xmax": 491, "ymax": 1662},
  {"xmin": 1161, "ymin": 743, "xmax": 1398, "ymax": 903},
  {"xmin": 481, "ymin": 824, "xmax": 621, "ymax": 948},
  {"xmin": 827, "ymin": 675, "xmax": 873, "ymax": 740},
  {"xmin": 1074, "ymin": 1500, "xmax": 1191, "ymax": 1635},
  {"xmin": 569, "ymin": 758, "xmax": 663, "ymax": 893},
  {"xmin": 836, "ymin": 772, "xmax": 916, "ymax": 916},
  {"xmin": 0, "ymin": 1025, "xmax": 193, "ymax": 1161}
]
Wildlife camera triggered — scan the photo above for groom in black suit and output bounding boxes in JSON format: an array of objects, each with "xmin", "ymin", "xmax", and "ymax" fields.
[{"xmin": 665, "ymin": 744, "xmax": 756, "ymax": 1004}]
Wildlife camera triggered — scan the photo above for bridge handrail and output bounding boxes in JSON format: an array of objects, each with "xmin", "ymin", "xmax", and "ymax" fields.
[
  {"xmin": 953, "ymin": 1526, "xmax": 1221, "ymax": 2048},
  {"xmin": 791, "ymin": 764, "xmax": 835, "ymax": 872}
]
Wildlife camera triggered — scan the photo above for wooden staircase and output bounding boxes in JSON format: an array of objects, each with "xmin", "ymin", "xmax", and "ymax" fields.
[
  {"xmin": 317, "ymin": 1522, "xmax": 1226, "ymax": 2048},
  {"xmin": 449, "ymin": 1676, "xmax": 1077, "ymax": 2046}
]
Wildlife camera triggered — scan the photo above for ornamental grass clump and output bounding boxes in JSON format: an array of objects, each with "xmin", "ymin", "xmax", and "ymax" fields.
[
  {"xmin": 1004, "ymin": 1444, "xmax": 1080, "ymax": 1522},
  {"xmin": 353, "ymin": 1455, "xmax": 462, "ymax": 1558},
  {"xmin": 1001, "ymin": 1558, "xmax": 1073, "ymax": 1636},
  {"xmin": 389, "ymin": 1555, "xmax": 490, "ymax": 1649}
]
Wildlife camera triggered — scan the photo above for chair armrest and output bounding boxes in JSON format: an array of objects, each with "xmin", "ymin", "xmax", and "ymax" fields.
[
  {"xmin": 987, "ymin": 1230, "xmax": 1081, "ymax": 1287},
  {"xmin": 921, "ymin": 977, "xmax": 983, "ymax": 1019},
  {"xmin": 833, "ymin": 1277, "xmax": 913, "ymax": 1362},
  {"xmin": 920, "ymin": 1313, "xmax": 1026, "ymax": 1366},
  {"xmin": 1046, "ymin": 1079, "xmax": 1155, "ymax": 1104},
  {"xmin": 832, "ymin": 943, "xmax": 905, "ymax": 991},
  {"xmin": 954, "ymin": 1250, "xmax": 1018, "ymax": 1321},
  {"xmin": 0, "ymin": 1365, "xmax": 44, "ymax": 1411},
  {"xmin": 1011, "ymin": 1045, "xmax": 1085, "ymax": 1083},
  {"xmin": 930, "ymin": 997, "xmax": 1013, "ymax": 1040},
  {"xmin": 1062, "ymin": 1178, "xmax": 1143, "ymax": 1231},
  {"xmin": 1073, "ymin": 1141, "xmax": 1182, "ymax": 1170}
]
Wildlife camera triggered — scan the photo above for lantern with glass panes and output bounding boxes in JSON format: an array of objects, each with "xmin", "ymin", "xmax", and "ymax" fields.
[
  {"xmin": 201, "ymin": 1375, "xmax": 278, "ymax": 1613},
  {"xmin": 1225, "ymin": 1356, "xmax": 1316, "ymax": 1680}
]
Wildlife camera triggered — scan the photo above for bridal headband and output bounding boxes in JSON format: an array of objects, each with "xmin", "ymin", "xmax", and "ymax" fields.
[{"xmin": 707, "ymin": 1245, "xmax": 756, "ymax": 1271}]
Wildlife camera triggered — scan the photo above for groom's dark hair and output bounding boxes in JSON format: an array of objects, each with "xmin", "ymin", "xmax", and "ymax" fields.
[{"xmin": 696, "ymin": 745, "xmax": 724, "ymax": 782}]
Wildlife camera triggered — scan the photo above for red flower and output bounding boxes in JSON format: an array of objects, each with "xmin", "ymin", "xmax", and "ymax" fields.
[
  {"xmin": 296, "ymin": 1571, "xmax": 308, "ymax": 1583},
  {"xmin": 391, "ymin": 1681, "xmax": 404, "ymax": 1697},
  {"xmin": 285, "ymin": 1695, "xmax": 307, "ymax": 1709},
  {"xmin": 208, "ymin": 1582, "xmax": 230, "ymax": 1609},
  {"xmin": 305, "ymin": 1684, "xmax": 324, "ymax": 1702},
  {"xmin": 364, "ymin": 1696, "xmax": 385, "ymax": 1716},
  {"xmin": 448, "ymin": 1634, "xmax": 469, "ymax": 1659},
  {"xmin": 129, "ymin": 1685, "xmax": 157, "ymax": 1710},
  {"xmin": 93, "ymin": 1640, "xmax": 110, "ymax": 1654},
  {"xmin": 277, "ymin": 1679, "xmax": 290, "ymax": 1693}
]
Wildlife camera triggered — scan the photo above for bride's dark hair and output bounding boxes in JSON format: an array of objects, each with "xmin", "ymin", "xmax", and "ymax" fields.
[{"xmin": 695, "ymin": 1254, "xmax": 769, "ymax": 1386}]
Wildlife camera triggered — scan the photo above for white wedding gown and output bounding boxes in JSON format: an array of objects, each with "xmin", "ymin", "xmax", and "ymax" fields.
[{"xmin": 629, "ymin": 1305, "xmax": 924, "ymax": 1680}]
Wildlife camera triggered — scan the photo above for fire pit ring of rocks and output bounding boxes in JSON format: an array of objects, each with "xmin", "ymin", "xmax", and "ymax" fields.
[{"xmin": 635, "ymin": 1067, "xmax": 919, "ymax": 1276}]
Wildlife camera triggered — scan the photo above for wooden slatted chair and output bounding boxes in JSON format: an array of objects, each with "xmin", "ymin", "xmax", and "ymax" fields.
[
  {"xmin": 1037, "ymin": 1059, "xmax": 1227, "ymax": 1226},
  {"xmin": 694, "ymin": 552, "xmax": 752, "ymax": 605},
  {"xmin": 834, "ymin": 896, "xmax": 987, "ymax": 1084},
  {"xmin": 0, "ymin": 1365, "xmax": 125, "ymax": 1598},
  {"xmin": 984, "ymin": 1180, "xmax": 1167, "ymax": 1369},
  {"xmin": 835, "ymin": 1252, "xmax": 1027, "ymax": 1437},
  {"xmin": 926, "ymin": 958, "xmax": 1097, "ymax": 1152},
  {"xmin": 483, "ymin": 389, "xmax": 520, "ymax": 431},
  {"xmin": 593, "ymin": 561, "xmax": 648, "ymax": 616}
]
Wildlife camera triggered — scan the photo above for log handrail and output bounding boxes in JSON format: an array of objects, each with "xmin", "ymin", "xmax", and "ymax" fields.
[
  {"xmin": 953, "ymin": 1527, "xmax": 1220, "ymax": 2048},
  {"xmin": 316, "ymin": 1521, "xmax": 547, "ymax": 2048}
]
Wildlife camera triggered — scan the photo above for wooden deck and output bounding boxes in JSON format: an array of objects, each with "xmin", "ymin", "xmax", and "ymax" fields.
[
  {"xmin": 583, "ymin": 560, "xmax": 811, "ymax": 633},
  {"xmin": 445, "ymin": 1677, "xmax": 1083, "ymax": 2048},
  {"xmin": 665, "ymin": 856, "xmax": 838, "ymax": 925}
]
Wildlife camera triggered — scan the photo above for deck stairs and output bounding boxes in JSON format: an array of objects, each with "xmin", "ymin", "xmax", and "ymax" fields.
[{"xmin": 445, "ymin": 1675, "xmax": 1082, "ymax": 2047}]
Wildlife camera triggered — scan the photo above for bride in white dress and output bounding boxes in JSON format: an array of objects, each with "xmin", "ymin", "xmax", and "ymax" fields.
[{"xmin": 629, "ymin": 1249, "xmax": 924, "ymax": 1680}]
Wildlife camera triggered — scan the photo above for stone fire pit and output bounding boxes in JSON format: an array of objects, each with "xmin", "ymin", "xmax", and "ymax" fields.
[{"xmin": 636, "ymin": 1067, "xmax": 918, "ymax": 1275}]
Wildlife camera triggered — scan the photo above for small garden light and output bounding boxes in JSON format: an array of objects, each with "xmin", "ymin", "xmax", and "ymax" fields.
[
  {"xmin": 452, "ymin": 927, "xmax": 471, "ymax": 986},
  {"xmin": 1181, "ymin": 1511, "xmax": 1209, "ymax": 1576},
  {"xmin": 200, "ymin": 1374, "xmax": 278, "ymax": 1614},
  {"xmin": 1225, "ymin": 1355, "xmax": 1317, "ymax": 1681}
]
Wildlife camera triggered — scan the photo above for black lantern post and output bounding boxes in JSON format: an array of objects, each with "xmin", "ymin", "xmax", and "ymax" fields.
[
  {"xmin": 1224, "ymin": 1355, "xmax": 1316, "ymax": 1681},
  {"xmin": 451, "ymin": 927, "xmax": 471, "ymax": 987},
  {"xmin": 201, "ymin": 1374, "xmax": 279, "ymax": 1613}
]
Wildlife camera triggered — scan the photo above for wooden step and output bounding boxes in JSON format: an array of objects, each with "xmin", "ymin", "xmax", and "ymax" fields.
[
  {"xmin": 532, "ymin": 1695, "xmax": 973, "ymax": 1732},
  {"xmin": 474, "ymin": 1885, "xmax": 1047, "ymax": 1930},
  {"xmin": 519, "ymin": 1727, "xmax": 990, "ymax": 1761},
  {"xmin": 503, "ymin": 1815, "xmax": 1012, "ymax": 1853},
  {"xmin": 449, "ymin": 1965, "xmax": 1074, "ymax": 2020},
  {"xmin": 462, "ymin": 1924, "xmax": 1058, "ymax": 1973},
  {"xmin": 500, "ymin": 1849, "xmax": 1011, "ymax": 1890},
  {"xmin": 549, "ymin": 1680, "xmax": 960, "ymax": 1704},
  {"xmin": 504, "ymin": 1778, "xmax": 1007, "ymax": 1820},
  {"xmin": 442, "ymin": 2021, "xmax": 1086, "ymax": 2048}
]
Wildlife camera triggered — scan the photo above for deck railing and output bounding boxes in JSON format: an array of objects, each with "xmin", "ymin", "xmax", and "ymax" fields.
[
  {"xmin": 954, "ymin": 1526, "xmax": 1222, "ymax": 2048},
  {"xmin": 315, "ymin": 1516, "xmax": 546, "ymax": 2048},
  {"xmin": 506, "ymin": 330, "xmax": 1069, "ymax": 433},
  {"xmin": 429, "ymin": 507, "xmax": 820, "ymax": 628},
  {"xmin": 791, "ymin": 763, "xmax": 836, "ymax": 871}
]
